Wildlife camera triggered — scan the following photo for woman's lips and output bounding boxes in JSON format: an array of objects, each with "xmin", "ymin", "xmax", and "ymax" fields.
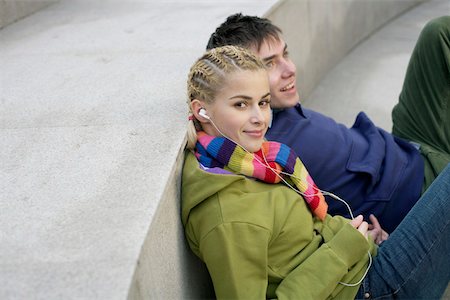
[{"xmin": 244, "ymin": 130, "xmax": 264, "ymax": 138}]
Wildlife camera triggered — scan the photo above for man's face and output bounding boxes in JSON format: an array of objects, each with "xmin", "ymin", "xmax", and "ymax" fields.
[{"xmin": 250, "ymin": 37, "xmax": 299, "ymax": 109}]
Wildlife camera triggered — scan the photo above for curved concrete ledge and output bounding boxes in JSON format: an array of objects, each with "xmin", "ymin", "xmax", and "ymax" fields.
[
  {"xmin": 0, "ymin": 0, "xmax": 434, "ymax": 299},
  {"xmin": 268, "ymin": 0, "xmax": 425, "ymax": 101},
  {"xmin": 0, "ymin": 1, "xmax": 278, "ymax": 299},
  {"xmin": 0, "ymin": 0, "xmax": 58, "ymax": 29}
]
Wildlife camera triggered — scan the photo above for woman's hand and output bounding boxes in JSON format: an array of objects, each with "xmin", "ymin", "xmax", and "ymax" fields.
[
  {"xmin": 367, "ymin": 214, "xmax": 389, "ymax": 245},
  {"xmin": 349, "ymin": 215, "xmax": 369, "ymax": 239}
]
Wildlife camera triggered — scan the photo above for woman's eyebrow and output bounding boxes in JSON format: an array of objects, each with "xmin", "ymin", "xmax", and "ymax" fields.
[
  {"xmin": 229, "ymin": 92, "xmax": 270, "ymax": 101},
  {"xmin": 229, "ymin": 95, "xmax": 252, "ymax": 100},
  {"xmin": 261, "ymin": 92, "xmax": 270, "ymax": 99}
]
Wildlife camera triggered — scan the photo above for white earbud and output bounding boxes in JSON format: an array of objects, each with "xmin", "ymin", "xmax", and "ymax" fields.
[{"xmin": 199, "ymin": 108, "xmax": 210, "ymax": 120}]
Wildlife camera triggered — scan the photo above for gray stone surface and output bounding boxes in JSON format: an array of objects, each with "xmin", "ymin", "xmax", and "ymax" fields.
[
  {"xmin": 305, "ymin": 0, "xmax": 449, "ymax": 131},
  {"xmin": 0, "ymin": 0, "xmax": 57, "ymax": 29},
  {"xmin": 269, "ymin": 0, "xmax": 425, "ymax": 101},
  {"xmin": 0, "ymin": 1, "xmax": 278, "ymax": 299}
]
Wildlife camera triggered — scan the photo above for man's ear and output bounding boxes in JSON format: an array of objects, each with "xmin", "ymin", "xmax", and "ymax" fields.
[{"xmin": 191, "ymin": 99, "xmax": 210, "ymax": 123}]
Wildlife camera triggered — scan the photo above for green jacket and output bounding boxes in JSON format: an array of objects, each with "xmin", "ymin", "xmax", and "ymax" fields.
[{"xmin": 182, "ymin": 151, "xmax": 377, "ymax": 299}]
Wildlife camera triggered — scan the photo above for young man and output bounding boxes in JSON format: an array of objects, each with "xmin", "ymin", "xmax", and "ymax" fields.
[{"xmin": 206, "ymin": 13, "xmax": 450, "ymax": 233}]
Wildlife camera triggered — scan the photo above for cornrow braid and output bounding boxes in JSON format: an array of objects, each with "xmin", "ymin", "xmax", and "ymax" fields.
[
  {"xmin": 186, "ymin": 45, "xmax": 266, "ymax": 149},
  {"xmin": 187, "ymin": 45, "xmax": 265, "ymax": 103}
]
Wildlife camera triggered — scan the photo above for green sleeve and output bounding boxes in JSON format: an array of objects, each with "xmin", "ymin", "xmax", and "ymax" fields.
[
  {"xmin": 276, "ymin": 223, "xmax": 370, "ymax": 299},
  {"xmin": 200, "ymin": 222, "xmax": 271, "ymax": 300}
]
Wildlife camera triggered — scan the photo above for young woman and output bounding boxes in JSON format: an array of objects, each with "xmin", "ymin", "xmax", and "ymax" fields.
[{"xmin": 181, "ymin": 45, "xmax": 450, "ymax": 299}]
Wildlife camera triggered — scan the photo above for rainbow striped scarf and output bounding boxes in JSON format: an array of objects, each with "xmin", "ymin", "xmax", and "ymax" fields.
[{"xmin": 195, "ymin": 131, "xmax": 328, "ymax": 220}]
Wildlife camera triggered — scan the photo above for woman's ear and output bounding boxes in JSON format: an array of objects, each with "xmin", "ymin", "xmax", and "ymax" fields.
[{"xmin": 191, "ymin": 99, "xmax": 210, "ymax": 123}]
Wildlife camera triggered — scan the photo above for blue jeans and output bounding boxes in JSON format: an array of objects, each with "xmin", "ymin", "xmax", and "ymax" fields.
[{"xmin": 356, "ymin": 163, "xmax": 450, "ymax": 299}]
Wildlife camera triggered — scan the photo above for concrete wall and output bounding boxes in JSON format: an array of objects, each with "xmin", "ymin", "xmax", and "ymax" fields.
[
  {"xmin": 0, "ymin": 0, "xmax": 57, "ymax": 29},
  {"xmin": 127, "ymin": 144, "xmax": 215, "ymax": 300},
  {"xmin": 267, "ymin": 0, "xmax": 424, "ymax": 102},
  {"xmin": 0, "ymin": 1, "xmax": 278, "ymax": 299}
]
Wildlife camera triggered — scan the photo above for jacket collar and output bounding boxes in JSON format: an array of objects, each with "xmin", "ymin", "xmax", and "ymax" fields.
[{"xmin": 270, "ymin": 103, "xmax": 306, "ymax": 128}]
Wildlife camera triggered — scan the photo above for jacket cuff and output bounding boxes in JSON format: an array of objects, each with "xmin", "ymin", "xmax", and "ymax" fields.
[{"xmin": 327, "ymin": 223, "xmax": 370, "ymax": 268}]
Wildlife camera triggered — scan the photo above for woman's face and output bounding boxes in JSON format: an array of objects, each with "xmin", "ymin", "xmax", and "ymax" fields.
[{"xmin": 203, "ymin": 69, "xmax": 271, "ymax": 153}]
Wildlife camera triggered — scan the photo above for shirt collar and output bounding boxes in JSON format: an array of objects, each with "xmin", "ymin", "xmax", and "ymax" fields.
[
  {"xmin": 269, "ymin": 103, "xmax": 306, "ymax": 128},
  {"xmin": 294, "ymin": 103, "xmax": 306, "ymax": 117}
]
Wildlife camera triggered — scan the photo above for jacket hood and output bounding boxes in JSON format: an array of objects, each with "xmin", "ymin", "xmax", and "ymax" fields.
[{"xmin": 181, "ymin": 151, "xmax": 244, "ymax": 226}]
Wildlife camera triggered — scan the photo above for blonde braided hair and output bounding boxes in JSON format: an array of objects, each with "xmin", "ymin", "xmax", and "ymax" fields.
[{"xmin": 186, "ymin": 45, "xmax": 266, "ymax": 149}]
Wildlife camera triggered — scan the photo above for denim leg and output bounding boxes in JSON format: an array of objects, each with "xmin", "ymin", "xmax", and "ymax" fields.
[{"xmin": 361, "ymin": 163, "xmax": 450, "ymax": 299}]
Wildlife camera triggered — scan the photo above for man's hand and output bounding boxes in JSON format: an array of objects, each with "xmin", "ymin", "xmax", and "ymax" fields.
[{"xmin": 367, "ymin": 214, "xmax": 389, "ymax": 245}]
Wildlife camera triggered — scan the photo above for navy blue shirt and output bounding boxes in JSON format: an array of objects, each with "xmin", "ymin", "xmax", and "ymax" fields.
[{"xmin": 266, "ymin": 104, "xmax": 424, "ymax": 233}]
